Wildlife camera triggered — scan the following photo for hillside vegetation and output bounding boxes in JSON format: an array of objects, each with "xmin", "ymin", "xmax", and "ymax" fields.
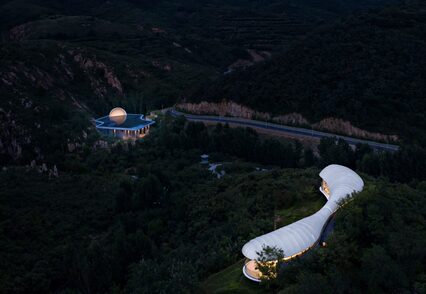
[
  {"xmin": 0, "ymin": 116, "xmax": 320, "ymax": 293},
  {"xmin": 1, "ymin": 116, "xmax": 425, "ymax": 293},
  {"xmin": 276, "ymin": 180, "xmax": 426, "ymax": 293},
  {"xmin": 0, "ymin": 0, "xmax": 400, "ymax": 164},
  {"xmin": 191, "ymin": 3, "xmax": 426, "ymax": 145},
  {"xmin": 1, "ymin": 2, "xmax": 426, "ymax": 293}
]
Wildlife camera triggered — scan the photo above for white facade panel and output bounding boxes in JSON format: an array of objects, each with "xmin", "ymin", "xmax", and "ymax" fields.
[{"xmin": 242, "ymin": 164, "xmax": 364, "ymax": 261}]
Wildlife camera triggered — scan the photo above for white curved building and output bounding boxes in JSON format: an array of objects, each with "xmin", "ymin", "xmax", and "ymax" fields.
[{"xmin": 242, "ymin": 164, "xmax": 364, "ymax": 282}]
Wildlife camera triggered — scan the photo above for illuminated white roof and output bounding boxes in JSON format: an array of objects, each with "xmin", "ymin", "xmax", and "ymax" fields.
[
  {"xmin": 242, "ymin": 164, "xmax": 364, "ymax": 260},
  {"xmin": 109, "ymin": 107, "xmax": 127, "ymax": 125},
  {"xmin": 109, "ymin": 107, "xmax": 127, "ymax": 117}
]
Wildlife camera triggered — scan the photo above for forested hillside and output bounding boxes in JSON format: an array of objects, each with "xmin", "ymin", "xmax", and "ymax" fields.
[
  {"xmin": 191, "ymin": 2, "xmax": 426, "ymax": 145},
  {"xmin": 274, "ymin": 179, "xmax": 426, "ymax": 293},
  {"xmin": 1, "ymin": 109, "xmax": 423, "ymax": 291},
  {"xmin": 0, "ymin": 0, "xmax": 399, "ymax": 165},
  {"xmin": 2, "ymin": 1, "xmax": 426, "ymax": 294},
  {"xmin": 1, "ymin": 116, "xmax": 425, "ymax": 293}
]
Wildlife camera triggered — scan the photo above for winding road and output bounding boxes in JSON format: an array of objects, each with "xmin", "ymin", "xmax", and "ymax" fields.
[{"xmin": 168, "ymin": 109, "xmax": 399, "ymax": 152}]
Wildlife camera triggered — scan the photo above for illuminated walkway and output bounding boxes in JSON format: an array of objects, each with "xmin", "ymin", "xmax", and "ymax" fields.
[{"xmin": 241, "ymin": 164, "xmax": 364, "ymax": 282}]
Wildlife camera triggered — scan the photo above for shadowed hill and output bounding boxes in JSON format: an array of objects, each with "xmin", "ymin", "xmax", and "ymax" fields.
[
  {"xmin": 0, "ymin": 0, "xmax": 400, "ymax": 164},
  {"xmin": 190, "ymin": 3, "xmax": 426, "ymax": 145}
]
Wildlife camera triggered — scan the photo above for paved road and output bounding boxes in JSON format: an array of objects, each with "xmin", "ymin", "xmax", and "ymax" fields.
[{"xmin": 168, "ymin": 109, "xmax": 399, "ymax": 152}]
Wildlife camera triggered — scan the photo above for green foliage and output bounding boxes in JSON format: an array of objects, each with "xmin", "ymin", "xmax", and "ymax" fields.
[
  {"xmin": 276, "ymin": 180, "xmax": 426, "ymax": 293},
  {"xmin": 255, "ymin": 246, "xmax": 285, "ymax": 285},
  {"xmin": 318, "ymin": 137, "xmax": 426, "ymax": 182},
  {"xmin": 1, "ymin": 118, "xmax": 313, "ymax": 293},
  {"xmin": 127, "ymin": 259, "xmax": 198, "ymax": 294},
  {"xmin": 157, "ymin": 115, "xmax": 305, "ymax": 168},
  {"xmin": 1, "ymin": 1, "xmax": 425, "ymax": 293},
  {"xmin": 0, "ymin": 0, "xmax": 408, "ymax": 166},
  {"xmin": 1, "ymin": 116, "xmax": 426, "ymax": 293},
  {"xmin": 318, "ymin": 138, "xmax": 355, "ymax": 168},
  {"xmin": 275, "ymin": 198, "xmax": 324, "ymax": 227},
  {"xmin": 202, "ymin": 260, "xmax": 265, "ymax": 294},
  {"xmin": 192, "ymin": 2, "xmax": 426, "ymax": 145}
]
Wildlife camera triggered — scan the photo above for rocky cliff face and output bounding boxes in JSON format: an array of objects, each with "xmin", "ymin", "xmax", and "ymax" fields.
[
  {"xmin": 177, "ymin": 101, "xmax": 398, "ymax": 143},
  {"xmin": 0, "ymin": 109, "xmax": 24, "ymax": 161},
  {"xmin": 0, "ymin": 43, "xmax": 131, "ymax": 165},
  {"xmin": 72, "ymin": 51, "xmax": 123, "ymax": 95}
]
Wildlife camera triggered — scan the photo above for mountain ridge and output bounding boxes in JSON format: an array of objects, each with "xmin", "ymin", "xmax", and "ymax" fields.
[
  {"xmin": 188, "ymin": 3, "xmax": 426, "ymax": 145},
  {"xmin": 0, "ymin": 0, "xmax": 404, "ymax": 164}
]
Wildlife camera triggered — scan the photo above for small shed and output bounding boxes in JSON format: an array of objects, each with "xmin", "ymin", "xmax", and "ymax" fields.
[{"xmin": 200, "ymin": 154, "xmax": 209, "ymax": 164}]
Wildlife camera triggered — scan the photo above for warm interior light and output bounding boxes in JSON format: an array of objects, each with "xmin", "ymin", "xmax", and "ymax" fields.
[
  {"xmin": 322, "ymin": 180, "xmax": 330, "ymax": 196},
  {"xmin": 109, "ymin": 107, "xmax": 127, "ymax": 125},
  {"xmin": 244, "ymin": 259, "xmax": 262, "ymax": 279}
]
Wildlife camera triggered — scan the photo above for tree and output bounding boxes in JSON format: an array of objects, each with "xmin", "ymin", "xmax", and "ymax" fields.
[
  {"xmin": 318, "ymin": 137, "xmax": 355, "ymax": 168},
  {"xmin": 133, "ymin": 174, "xmax": 163, "ymax": 210},
  {"xmin": 115, "ymin": 181, "xmax": 133, "ymax": 213},
  {"xmin": 302, "ymin": 148, "xmax": 317, "ymax": 167},
  {"xmin": 255, "ymin": 245, "xmax": 285, "ymax": 285},
  {"xmin": 126, "ymin": 259, "xmax": 197, "ymax": 293},
  {"xmin": 142, "ymin": 99, "xmax": 148, "ymax": 116}
]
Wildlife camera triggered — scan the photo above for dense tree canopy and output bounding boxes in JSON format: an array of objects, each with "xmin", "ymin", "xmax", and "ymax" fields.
[
  {"xmin": 1, "ymin": 0, "xmax": 425, "ymax": 293},
  {"xmin": 1, "ymin": 117, "xmax": 425, "ymax": 293},
  {"xmin": 0, "ymin": 117, "xmax": 322, "ymax": 293},
  {"xmin": 276, "ymin": 180, "xmax": 426, "ymax": 293},
  {"xmin": 191, "ymin": 2, "xmax": 426, "ymax": 145}
]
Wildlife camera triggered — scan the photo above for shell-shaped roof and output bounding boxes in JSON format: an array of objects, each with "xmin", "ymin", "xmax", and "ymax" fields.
[
  {"xmin": 319, "ymin": 164, "xmax": 364, "ymax": 203},
  {"xmin": 242, "ymin": 164, "xmax": 364, "ymax": 260}
]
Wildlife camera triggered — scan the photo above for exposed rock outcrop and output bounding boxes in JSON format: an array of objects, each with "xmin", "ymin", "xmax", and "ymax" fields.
[
  {"xmin": 225, "ymin": 49, "xmax": 271, "ymax": 73},
  {"xmin": 9, "ymin": 24, "xmax": 29, "ymax": 41},
  {"xmin": 72, "ymin": 52, "xmax": 123, "ymax": 94},
  {"xmin": 0, "ymin": 44, "xmax": 131, "ymax": 164}
]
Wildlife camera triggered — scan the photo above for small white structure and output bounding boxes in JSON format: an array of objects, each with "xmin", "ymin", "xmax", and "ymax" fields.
[
  {"xmin": 201, "ymin": 154, "xmax": 209, "ymax": 164},
  {"xmin": 242, "ymin": 164, "xmax": 364, "ymax": 282}
]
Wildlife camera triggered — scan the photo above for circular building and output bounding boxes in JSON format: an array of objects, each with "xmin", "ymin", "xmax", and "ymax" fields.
[{"xmin": 95, "ymin": 107, "xmax": 155, "ymax": 139}]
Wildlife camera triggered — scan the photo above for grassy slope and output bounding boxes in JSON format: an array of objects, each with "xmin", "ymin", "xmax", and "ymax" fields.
[
  {"xmin": 202, "ymin": 195, "xmax": 325, "ymax": 293},
  {"xmin": 202, "ymin": 260, "xmax": 264, "ymax": 294},
  {"xmin": 275, "ymin": 197, "xmax": 325, "ymax": 227}
]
